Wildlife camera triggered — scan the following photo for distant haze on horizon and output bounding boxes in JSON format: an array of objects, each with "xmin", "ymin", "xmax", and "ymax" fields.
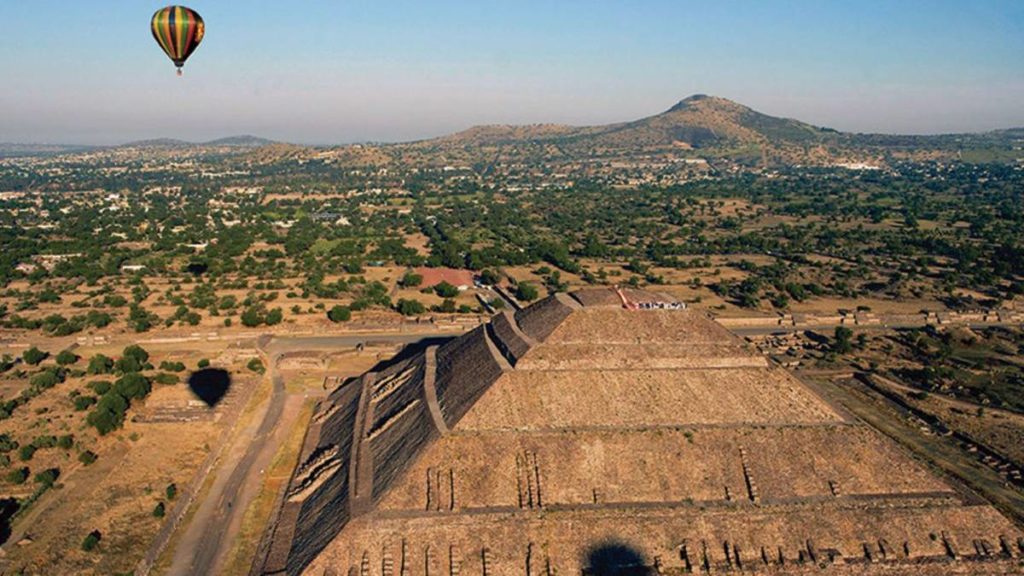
[{"xmin": 2, "ymin": 0, "xmax": 1023, "ymax": 145}]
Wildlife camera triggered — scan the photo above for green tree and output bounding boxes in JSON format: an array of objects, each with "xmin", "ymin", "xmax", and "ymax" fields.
[
  {"xmin": 434, "ymin": 281, "xmax": 459, "ymax": 298},
  {"xmin": 6, "ymin": 467, "xmax": 28, "ymax": 484},
  {"xmin": 73, "ymin": 395, "xmax": 97, "ymax": 411},
  {"xmin": 87, "ymin": 393, "xmax": 129, "ymax": 435},
  {"xmin": 129, "ymin": 304, "xmax": 156, "ymax": 332},
  {"xmin": 34, "ymin": 468, "xmax": 59, "ymax": 488},
  {"xmin": 515, "ymin": 282, "xmax": 539, "ymax": 302},
  {"xmin": 0, "ymin": 434, "xmax": 18, "ymax": 453},
  {"xmin": 166, "ymin": 483, "xmax": 177, "ymax": 500},
  {"xmin": 153, "ymin": 501, "xmax": 166, "ymax": 518},
  {"xmin": 30, "ymin": 370, "xmax": 62, "ymax": 390},
  {"xmin": 240, "ymin": 305, "xmax": 265, "ymax": 327},
  {"xmin": 18, "ymin": 445, "xmax": 36, "ymax": 461},
  {"xmin": 834, "ymin": 326, "xmax": 854, "ymax": 354},
  {"xmin": 86, "ymin": 354, "xmax": 114, "ymax": 375},
  {"xmin": 55, "ymin": 350, "xmax": 79, "ymax": 366},
  {"xmin": 399, "ymin": 271, "xmax": 423, "ymax": 288},
  {"xmin": 265, "ymin": 308, "xmax": 283, "ymax": 326},
  {"xmin": 23, "ymin": 346, "xmax": 48, "ymax": 366},
  {"xmin": 88, "ymin": 380, "xmax": 112, "ymax": 395},
  {"xmin": 116, "ymin": 345, "xmax": 150, "ymax": 373},
  {"xmin": 114, "ymin": 373, "xmax": 151, "ymax": 400},
  {"xmin": 396, "ymin": 299, "xmax": 426, "ymax": 316},
  {"xmin": 327, "ymin": 305, "xmax": 351, "ymax": 323}
]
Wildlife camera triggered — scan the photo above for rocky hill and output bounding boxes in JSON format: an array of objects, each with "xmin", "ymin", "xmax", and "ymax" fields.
[{"xmin": 404, "ymin": 94, "xmax": 1021, "ymax": 166}]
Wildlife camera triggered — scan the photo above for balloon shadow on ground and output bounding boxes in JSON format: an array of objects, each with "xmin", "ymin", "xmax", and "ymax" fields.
[
  {"xmin": 185, "ymin": 261, "xmax": 208, "ymax": 275},
  {"xmin": 188, "ymin": 368, "xmax": 232, "ymax": 407},
  {"xmin": 583, "ymin": 542, "xmax": 651, "ymax": 576}
]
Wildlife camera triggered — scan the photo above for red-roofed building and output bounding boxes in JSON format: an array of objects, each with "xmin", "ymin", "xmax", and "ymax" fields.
[{"xmin": 414, "ymin": 267, "xmax": 475, "ymax": 291}]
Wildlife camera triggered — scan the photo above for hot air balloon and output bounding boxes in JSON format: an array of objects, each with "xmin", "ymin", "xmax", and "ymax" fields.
[{"xmin": 151, "ymin": 6, "xmax": 205, "ymax": 76}]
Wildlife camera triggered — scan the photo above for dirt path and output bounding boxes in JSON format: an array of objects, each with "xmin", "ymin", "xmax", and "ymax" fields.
[
  {"xmin": 168, "ymin": 370, "xmax": 285, "ymax": 576},
  {"xmin": 155, "ymin": 330, "xmax": 454, "ymax": 576}
]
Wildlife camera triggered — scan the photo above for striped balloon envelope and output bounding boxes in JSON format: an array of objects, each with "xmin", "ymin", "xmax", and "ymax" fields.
[{"xmin": 151, "ymin": 6, "xmax": 205, "ymax": 76}]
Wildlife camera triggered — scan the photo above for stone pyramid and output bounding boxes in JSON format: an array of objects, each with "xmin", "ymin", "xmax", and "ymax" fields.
[{"xmin": 260, "ymin": 289, "xmax": 1023, "ymax": 575}]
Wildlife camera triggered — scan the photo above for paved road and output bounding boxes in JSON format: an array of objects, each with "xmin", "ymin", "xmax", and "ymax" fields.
[
  {"xmin": 162, "ymin": 330, "xmax": 453, "ymax": 576},
  {"xmin": 267, "ymin": 331, "xmax": 455, "ymax": 354}
]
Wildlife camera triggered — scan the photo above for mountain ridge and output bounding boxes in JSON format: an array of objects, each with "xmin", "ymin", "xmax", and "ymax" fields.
[{"xmin": 4, "ymin": 97, "xmax": 1021, "ymax": 163}]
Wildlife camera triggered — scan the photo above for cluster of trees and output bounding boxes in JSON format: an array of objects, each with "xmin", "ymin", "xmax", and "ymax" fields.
[
  {"xmin": 0, "ymin": 347, "xmax": 80, "ymax": 420},
  {"xmin": 85, "ymin": 345, "xmax": 153, "ymax": 435}
]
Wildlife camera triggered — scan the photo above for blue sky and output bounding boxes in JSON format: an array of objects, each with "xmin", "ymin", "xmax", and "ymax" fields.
[{"xmin": 2, "ymin": 0, "xmax": 1022, "ymax": 144}]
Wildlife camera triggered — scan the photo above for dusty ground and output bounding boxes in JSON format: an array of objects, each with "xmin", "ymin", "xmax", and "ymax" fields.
[{"xmin": 0, "ymin": 336, "xmax": 257, "ymax": 575}]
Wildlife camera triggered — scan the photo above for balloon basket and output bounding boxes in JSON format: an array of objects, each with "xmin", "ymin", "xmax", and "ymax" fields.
[{"xmin": 176, "ymin": 68, "xmax": 183, "ymax": 77}]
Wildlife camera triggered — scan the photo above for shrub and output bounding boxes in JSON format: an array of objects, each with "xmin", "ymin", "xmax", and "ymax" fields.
[
  {"xmin": 31, "ymin": 435, "xmax": 56, "ymax": 449},
  {"xmin": 154, "ymin": 372, "xmax": 179, "ymax": 385},
  {"xmin": 57, "ymin": 435, "xmax": 74, "ymax": 450},
  {"xmin": 78, "ymin": 451, "xmax": 98, "ymax": 465},
  {"xmin": 153, "ymin": 501, "xmax": 166, "ymax": 518},
  {"xmin": 240, "ymin": 305, "xmax": 265, "ymax": 328},
  {"xmin": 55, "ymin": 350, "xmax": 79, "ymax": 366},
  {"xmin": 515, "ymin": 282, "xmax": 539, "ymax": 302},
  {"xmin": 23, "ymin": 347, "xmax": 48, "ymax": 366},
  {"xmin": 30, "ymin": 370, "xmax": 61, "ymax": 390},
  {"xmin": 399, "ymin": 272, "xmax": 423, "ymax": 288},
  {"xmin": 0, "ymin": 354, "xmax": 14, "ymax": 373},
  {"xmin": 88, "ymin": 380, "xmax": 112, "ymax": 395},
  {"xmin": 73, "ymin": 395, "xmax": 98, "ymax": 411},
  {"xmin": 86, "ymin": 354, "xmax": 114, "ymax": 375},
  {"xmin": 265, "ymin": 308, "xmax": 283, "ymax": 326},
  {"xmin": 159, "ymin": 360, "xmax": 186, "ymax": 372},
  {"xmin": 396, "ymin": 299, "xmax": 426, "ymax": 316},
  {"xmin": 6, "ymin": 467, "xmax": 28, "ymax": 484},
  {"xmin": 18, "ymin": 445, "xmax": 35, "ymax": 461},
  {"xmin": 0, "ymin": 434, "xmax": 18, "ymax": 453},
  {"xmin": 81, "ymin": 530, "xmax": 102, "ymax": 552},
  {"xmin": 247, "ymin": 358, "xmax": 265, "ymax": 374},
  {"xmin": 166, "ymin": 483, "xmax": 177, "ymax": 500},
  {"xmin": 197, "ymin": 358, "xmax": 210, "ymax": 369},
  {"xmin": 434, "ymin": 281, "xmax": 459, "ymax": 298},
  {"xmin": 327, "ymin": 305, "xmax": 351, "ymax": 323},
  {"xmin": 34, "ymin": 468, "xmax": 59, "ymax": 487}
]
